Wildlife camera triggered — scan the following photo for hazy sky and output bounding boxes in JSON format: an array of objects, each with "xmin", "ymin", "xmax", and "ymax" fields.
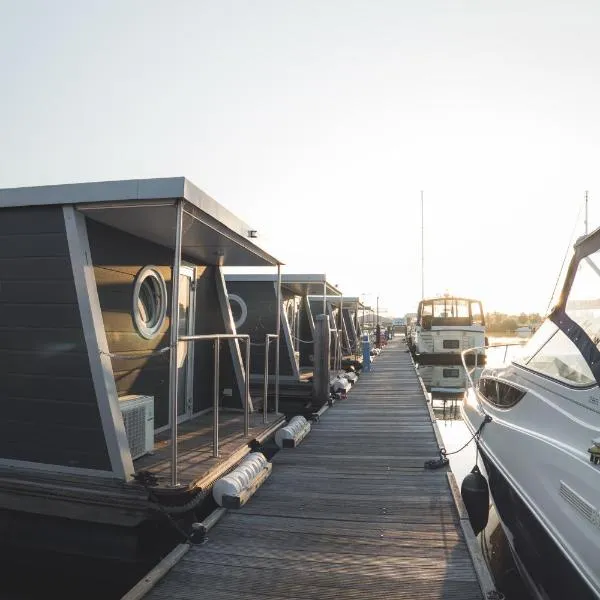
[{"xmin": 2, "ymin": 1, "xmax": 600, "ymax": 317}]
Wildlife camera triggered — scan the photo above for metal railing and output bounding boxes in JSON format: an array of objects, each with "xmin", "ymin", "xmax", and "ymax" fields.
[
  {"xmin": 172, "ymin": 334, "xmax": 251, "ymax": 485},
  {"xmin": 461, "ymin": 342, "xmax": 527, "ymax": 392},
  {"xmin": 263, "ymin": 333, "xmax": 278, "ymax": 423}
]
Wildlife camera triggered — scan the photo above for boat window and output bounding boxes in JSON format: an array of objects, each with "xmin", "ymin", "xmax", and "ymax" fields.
[
  {"xmin": 478, "ymin": 377, "xmax": 498, "ymax": 403},
  {"xmin": 565, "ymin": 249, "xmax": 600, "ymax": 347},
  {"xmin": 421, "ymin": 302, "xmax": 433, "ymax": 320},
  {"xmin": 524, "ymin": 326, "xmax": 594, "ymax": 386},
  {"xmin": 478, "ymin": 377, "xmax": 525, "ymax": 407},
  {"xmin": 471, "ymin": 301, "xmax": 484, "ymax": 326},
  {"xmin": 133, "ymin": 266, "xmax": 168, "ymax": 339},
  {"xmin": 430, "ymin": 298, "xmax": 471, "ymax": 326},
  {"xmin": 514, "ymin": 320, "xmax": 558, "ymax": 364}
]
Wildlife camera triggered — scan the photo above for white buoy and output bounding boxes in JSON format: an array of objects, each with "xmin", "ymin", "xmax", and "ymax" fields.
[
  {"xmin": 212, "ymin": 452, "xmax": 272, "ymax": 509},
  {"xmin": 274, "ymin": 415, "xmax": 311, "ymax": 449}
]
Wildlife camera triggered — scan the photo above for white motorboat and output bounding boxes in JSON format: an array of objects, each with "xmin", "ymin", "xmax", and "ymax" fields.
[
  {"xmin": 410, "ymin": 294, "xmax": 487, "ymax": 365},
  {"xmin": 461, "ymin": 228, "xmax": 600, "ymax": 599}
]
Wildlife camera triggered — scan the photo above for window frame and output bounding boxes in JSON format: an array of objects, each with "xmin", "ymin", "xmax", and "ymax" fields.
[{"xmin": 132, "ymin": 266, "xmax": 168, "ymax": 340}]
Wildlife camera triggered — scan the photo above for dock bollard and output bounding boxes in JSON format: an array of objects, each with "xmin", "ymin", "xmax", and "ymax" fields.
[{"xmin": 362, "ymin": 333, "xmax": 371, "ymax": 372}]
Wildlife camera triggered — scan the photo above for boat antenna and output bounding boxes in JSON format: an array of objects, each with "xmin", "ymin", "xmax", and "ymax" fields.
[
  {"xmin": 421, "ymin": 190, "xmax": 424, "ymax": 298},
  {"xmin": 545, "ymin": 196, "xmax": 585, "ymax": 316}
]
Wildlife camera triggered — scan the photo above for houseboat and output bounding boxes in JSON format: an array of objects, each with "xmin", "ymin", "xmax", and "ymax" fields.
[
  {"xmin": 223, "ymin": 273, "xmax": 344, "ymax": 414},
  {"xmin": 0, "ymin": 177, "xmax": 286, "ymax": 564}
]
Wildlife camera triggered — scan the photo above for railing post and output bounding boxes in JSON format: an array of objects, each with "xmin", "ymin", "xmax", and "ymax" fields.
[
  {"xmin": 244, "ymin": 337, "xmax": 250, "ymax": 438},
  {"xmin": 275, "ymin": 265, "xmax": 282, "ymax": 415},
  {"xmin": 213, "ymin": 338, "xmax": 220, "ymax": 458},
  {"xmin": 264, "ymin": 335, "xmax": 270, "ymax": 424},
  {"xmin": 169, "ymin": 199, "xmax": 183, "ymax": 488}
]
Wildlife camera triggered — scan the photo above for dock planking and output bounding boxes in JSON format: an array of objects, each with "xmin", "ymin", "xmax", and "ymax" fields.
[{"xmin": 142, "ymin": 338, "xmax": 485, "ymax": 599}]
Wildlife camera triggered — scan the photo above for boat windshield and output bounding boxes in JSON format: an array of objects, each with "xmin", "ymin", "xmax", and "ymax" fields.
[
  {"xmin": 565, "ymin": 249, "xmax": 600, "ymax": 346},
  {"xmin": 420, "ymin": 298, "xmax": 483, "ymax": 327},
  {"xmin": 514, "ymin": 320, "xmax": 595, "ymax": 386}
]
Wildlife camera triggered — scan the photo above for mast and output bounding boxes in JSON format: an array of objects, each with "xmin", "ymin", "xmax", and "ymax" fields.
[
  {"xmin": 421, "ymin": 190, "xmax": 424, "ymax": 298},
  {"xmin": 585, "ymin": 190, "xmax": 589, "ymax": 235}
]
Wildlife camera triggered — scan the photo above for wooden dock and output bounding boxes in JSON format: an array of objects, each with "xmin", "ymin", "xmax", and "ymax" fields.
[{"xmin": 136, "ymin": 338, "xmax": 491, "ymax": 599}]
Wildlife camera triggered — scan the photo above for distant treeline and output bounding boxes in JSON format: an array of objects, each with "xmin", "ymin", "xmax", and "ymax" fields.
[{"xmin": 485, "ymin": 312, "xmax": 543, "ymax": 333}]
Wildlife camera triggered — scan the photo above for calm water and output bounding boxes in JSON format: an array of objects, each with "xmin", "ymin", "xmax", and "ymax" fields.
[{"xmin": 423, "ymin": 335, "xmax": 532, "ymax": 600}]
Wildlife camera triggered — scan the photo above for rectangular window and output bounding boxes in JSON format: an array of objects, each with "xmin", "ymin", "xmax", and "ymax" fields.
[
  {"xmin": 443, "ymin": 339, "xmax": 460, "ymax": 349},
  {"xmin": 443, "ymin": 368, "xmax": 460, "ymax": 378},
  {"xmin": 471, "ymin": 301, "xmax": 484, "ymax": 326}
]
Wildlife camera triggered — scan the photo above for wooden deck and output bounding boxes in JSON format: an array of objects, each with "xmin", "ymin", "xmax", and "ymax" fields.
[
  {"xmin": 135, "ymin": 411, "xmax": 285, "ymax": 490},
  {"xmin": 140, "ymin": 338, "xmax": 488, "ymax": 599}
]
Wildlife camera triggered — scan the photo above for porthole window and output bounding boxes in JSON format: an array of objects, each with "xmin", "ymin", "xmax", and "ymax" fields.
[
  {"xmin": 133, "ymin": 267, "xmax": 168, "ymax": 339},
  {"xmin": 228, "ymin": 294, "xmax": 248, "ymax": 329}
]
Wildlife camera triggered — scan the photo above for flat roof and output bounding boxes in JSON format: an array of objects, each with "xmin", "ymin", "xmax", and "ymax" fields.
[
  {"xmin": 0, "ymin": 177, "xmax": 281, "ymax": 267},
  {"xmin": 225, "ymin": 273, "xmax": 341, "ymax": 296}
]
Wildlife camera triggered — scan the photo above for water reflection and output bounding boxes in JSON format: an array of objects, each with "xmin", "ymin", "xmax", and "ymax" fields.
[{"xmin": 417, "ymin": 335, "xmax": 532, "ymax": 600}]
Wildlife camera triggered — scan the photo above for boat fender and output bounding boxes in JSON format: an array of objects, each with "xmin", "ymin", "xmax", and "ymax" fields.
[{"xmin": 461, "ymin": 465, "xmax": 490, "ymax": 535}]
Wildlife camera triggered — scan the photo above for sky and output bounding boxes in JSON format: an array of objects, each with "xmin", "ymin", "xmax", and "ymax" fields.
[{"xmin": 2, "ymin": 0, "xmax": 600, "ymax": 318}]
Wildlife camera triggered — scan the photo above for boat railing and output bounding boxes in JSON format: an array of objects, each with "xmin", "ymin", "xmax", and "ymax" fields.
[
  {"xmin": 175, "ymin": 333, "xmax": 253, "ymax": 486},
  {"xmin": 461, "ymin": 342, "xmax": 527, "ymax": 392}
]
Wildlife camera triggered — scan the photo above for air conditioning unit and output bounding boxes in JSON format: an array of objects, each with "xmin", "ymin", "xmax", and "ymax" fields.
[{"xmin": 119, "ymin": 395, "xmax": 154, "ymax": 460}]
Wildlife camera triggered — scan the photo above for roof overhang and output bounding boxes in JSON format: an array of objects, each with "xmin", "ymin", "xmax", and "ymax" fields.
[
  {"xmin": 225, "ymin": 273, "xmax": 341, "ymax": 296},
  {"xmin": 0, "ymin": 177, "xmax": 281, "ymax": 267}
]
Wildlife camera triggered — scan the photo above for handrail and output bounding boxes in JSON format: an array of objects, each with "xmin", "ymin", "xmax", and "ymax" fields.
[
  {"xmin": 175, "ymin": 334, "xmax": 251, "ymax": 479},
  {"xmin": 263, "ymin": 334, "xmax": 278, "ymax": 424},
  {"xmin": 461, "ymin": 342, "xmax": 527, "ymax": 392}
]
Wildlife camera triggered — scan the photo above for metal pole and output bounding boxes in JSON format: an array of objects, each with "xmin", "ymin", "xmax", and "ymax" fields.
[
  {"xmin": 275, "ymin": 264, "xmax": 282, "ymax": 415},
  {"xmin": 244, "ymin": 338, "xmax": 250, "ymax": 437},
  {"xmin": 169, "ymin": 200, "xmax": 183, "ymax": 487},
  {"xmin": 585, "ymin": 190, "xmax": 589, "ymax": 235},
  {"xmin": 264, "ymin": 335, "xmax": 270, "ymax": 424},
  {"xmin": 421, "ymin": 190, "xmax": 424, "ymax": 298},
  {"xmin": 339, "ymin": 296, "xmax": 344, "ymax": 368},
  {"xmin": 213, "ymin": 338, "xmax": 220, "ymax": 458}
]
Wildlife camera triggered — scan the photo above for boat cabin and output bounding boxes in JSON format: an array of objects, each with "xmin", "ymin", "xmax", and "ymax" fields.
[
  {"xmin": 411, "ymin": 295, "xmax": 486, "ymax": 364},
  {"xmin": 224, "ymin": 273, "xmax": 341, "ymax": 382},
  {"xmin": 0, "ymin": 177, "xmax": 285, "ymax": 561}
]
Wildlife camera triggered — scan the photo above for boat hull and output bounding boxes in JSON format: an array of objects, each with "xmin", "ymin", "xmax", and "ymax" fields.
[{"xmin": 477, "ymin": 447, "xmax": 598, "ymax": 600}]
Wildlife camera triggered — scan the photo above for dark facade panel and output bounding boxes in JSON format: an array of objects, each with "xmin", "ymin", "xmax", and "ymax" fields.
[
  {"xmin": 227, "ymin": 281, "xmax": 295, "ymax": 377},
  {"xmin": 0, "ymin": 207, "xmax": 110, "ymax": 471},
  {"xmin": 86, "ymin": 219, "xmax": 174, "ymax": 429},
  {"xmin": 299, "ymin": 297, "xmax": 314, "ymax": 368}
]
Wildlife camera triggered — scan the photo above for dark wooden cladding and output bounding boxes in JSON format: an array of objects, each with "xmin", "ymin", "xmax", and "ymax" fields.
[
  {"xmin": 0, "ymin": 233, "xmax": 69, "ymax": 258},
  {"xmin": 0, "ymin": 207, "xmax": 65, "ymax": 235},
  {"xmin": 0, "ymin": 350, "xmax": 90, "ymax": 376},
  {"xmin": 0, "ymin": 257, "xmax": 74, "ymax": 280},
  {"xmin": 0, "ymin": 305, "xmax": 84, "ymax": 328},
  {"xmin": 0, "ymin": 206, "xmax": 111, "ymax": 471},
  {"xmin": 3, "ymin": 374, "xmax": 96, "ymax": 403},
  {"xmin": 0, "ymin": 280, "xmax": 78, "ymax": 304},
  {"xmin": 0, "ymin": 328, "xmax": 87, "ymax": 352},
  {"xmin": 227, "ymin": 281, "xmax": 296, "ymax": 377},
  {"xmin": 0, "ymin": 397, "xmax": 104, "ymax": 428},
  {"xmin": 86, "ymin": 219, "xmax": 174, "ymax": 429},
  {"xmin": 299, "ymin": 296, "xmax": 314, "ymax": 368},
  {"xmin": 0, "ymin": 421, "xmax": 109, "ymax": 470}
]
